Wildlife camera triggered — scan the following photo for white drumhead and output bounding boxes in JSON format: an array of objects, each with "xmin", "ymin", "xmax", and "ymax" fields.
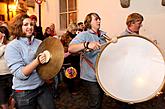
[{"xmin": 96, "ymin": 35, "xmax": 165, "ymax": 103}]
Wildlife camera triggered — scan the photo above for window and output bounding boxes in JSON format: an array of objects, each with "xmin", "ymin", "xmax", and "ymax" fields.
[{"xmin": 59, "ymin": 0, "xmax": 77, "ymax": 30}]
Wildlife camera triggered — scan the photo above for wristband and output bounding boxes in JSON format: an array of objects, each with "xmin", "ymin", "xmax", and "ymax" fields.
[
  {"xmin": 86, "ymin": 42, "xmax": 90, "ymax": 49},
  {"xmin": 83, "ymin": 41, "xmax": 86, "ymax": 49}
]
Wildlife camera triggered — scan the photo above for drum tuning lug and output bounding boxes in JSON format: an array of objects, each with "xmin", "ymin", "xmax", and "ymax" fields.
[
  {"xmin": 156, "ymin": 92, "xmax": 163, "ymax": 96},
  {"xmin": 128, "ymin": 102, "xmax": 134, "ymax": 104},
  {"xmin": 104, "ymin": 93, "xmax": 109, "ymax": 96}
]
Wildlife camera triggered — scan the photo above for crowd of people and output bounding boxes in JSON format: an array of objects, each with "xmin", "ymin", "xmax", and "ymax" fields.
[
  {"xmin": 0, "ymin": 11, "xmax": 159, "ymax": 109},
  {"xmin": 0, "ymin": 23, "xmax": 15, "ymax": 109}
]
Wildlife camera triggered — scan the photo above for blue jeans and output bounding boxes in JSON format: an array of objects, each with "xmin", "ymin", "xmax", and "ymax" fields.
[
  {"xmin": 82, "ymin": 80, "xmax": 104, "ymax": 109},
  {"xmin": 13, "ymin": 85, "xmax": 56, "ymax": 109}
]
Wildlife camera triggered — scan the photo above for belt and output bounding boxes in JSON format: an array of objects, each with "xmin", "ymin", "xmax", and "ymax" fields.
[
  {"xmin": 15, "ymin": 90, "xmax": 25, "ymax": 93},
  {"xmin": 15, "ymin": 84, "xmax": 45, "ymax": 93},
  {"xmin": 15, "ymin": 90, "xmax": 32, "ymax": 93}
]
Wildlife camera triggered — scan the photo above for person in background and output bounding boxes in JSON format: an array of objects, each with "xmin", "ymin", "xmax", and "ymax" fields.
[
  {"xmin": 0, "ymin": 22, "xmax": 8, "ymax": 29},
  {"xmin": 121, "ymin": 13, "xmax": 144, "ymax": 35},
  {"xmin": 43, "ymin": 27, "xmax": 52, "ymax": 40},
  {"xmin": 30, "ymin": 15, "xmax": 44, "ymax": 40},
  {"xmin": 61, "ymin": 23, "xmax": 80, "ymax": 95},
  {"xmin": 4, "ymin": 13, "xmax": 56, "ymax": 109},
  {"xmin": 43, "ymin": 25, "xmax": 59, "ymax": 98},
  {"xmin": 77, "ymin": 22, "xmax": 85, "ymax": 34},
  {"xmin": 68, "ymin": 12, "xmax": 117, "ymax": 109},
  {"xmin": 121, "ymin": 12, "xmax": 157, "ymax": 44},
  {"xmin": 0, "ymin": 21, "xmax": 16, "ymax": 41},
  {"xmin": 50, "ymin": 23, "xmax": 57, "ymax": 36},
  {"xmin": 119, "ymin": 12, "xmax": 158, "ymax": 109},
  {"xmin": 0, "ymin": 26, "xmax": 14, "ymax": 109}
]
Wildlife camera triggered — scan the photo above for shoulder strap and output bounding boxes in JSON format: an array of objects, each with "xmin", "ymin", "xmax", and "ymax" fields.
[{"xmin": 80, "ymin": 54, "xmax": 95, "ymax": 72}]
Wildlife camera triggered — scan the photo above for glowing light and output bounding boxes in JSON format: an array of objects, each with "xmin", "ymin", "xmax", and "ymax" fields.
[{"xmin": 135, "ymin": 77, "xmax": 146, "ymax": 88}]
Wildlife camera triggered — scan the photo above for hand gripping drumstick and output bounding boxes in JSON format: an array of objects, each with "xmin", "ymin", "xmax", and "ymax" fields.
[
  {"xmin": 85, "ymin": 35, "xmax": 118, "ymax": 52},
  {"xmin": 102, "ymin": 34, "xmax": 118, "ymax": 43}
]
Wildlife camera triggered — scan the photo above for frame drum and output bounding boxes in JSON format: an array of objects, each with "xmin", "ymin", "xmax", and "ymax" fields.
[{"xmin": 96, "ymin": 35, "xmax": 165, "ymax": 103}]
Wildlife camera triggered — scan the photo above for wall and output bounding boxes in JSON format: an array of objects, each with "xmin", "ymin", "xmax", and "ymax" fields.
[
  {"xmin": 35, "ymin": 0, "xmax": 61, "ymax": 34},
  {"xmin": 36, "ymin": 0, "xmax": 165, "ymax": 53},
  {"xmin": 0, "ymin": 3, "xmax": 7, "ymax": 21},
  {"xmin": 77, "ymin": 0, "xmax": 165, "ymax": 53}
]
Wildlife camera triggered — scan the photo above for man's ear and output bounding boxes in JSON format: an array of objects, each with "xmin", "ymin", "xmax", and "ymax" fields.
[
  {"xmin": 162, "ymin": 0, "xmax": 165, "ymax": 6},
  {"xmin": 120, "ymin": 0, "xmax": 130, "ymax": 8}
]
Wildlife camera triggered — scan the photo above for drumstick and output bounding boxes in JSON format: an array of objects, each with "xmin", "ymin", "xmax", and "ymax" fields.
[
  {"xmin": 102, "ymin": 34, "xmax": 112, "ymax": 41},
  {"xmin": 86, "ymin": 35, "xmax": 117, "ymax": 52},
  {"xmin": 100, "ymin": 35, "xmax": 118, "ymax": 49},
  {"xmin": 102, "ymin": 34, "xmax": 118, "ymax": 43}
]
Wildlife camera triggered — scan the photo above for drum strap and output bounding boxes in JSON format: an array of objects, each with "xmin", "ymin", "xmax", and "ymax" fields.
[{"xmin": 80, "ymin": 55, "xmax": 95, "ymax": 72}]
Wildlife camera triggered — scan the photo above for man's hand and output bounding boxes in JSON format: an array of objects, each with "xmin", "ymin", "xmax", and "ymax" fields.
[{"xmin": 111, "ymin": 37, "xmax": 118, "ymax": 43}]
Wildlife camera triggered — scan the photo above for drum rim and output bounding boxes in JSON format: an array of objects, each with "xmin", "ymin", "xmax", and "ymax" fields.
[{"xmin": 95, "ymin": 34, "xmax": 165, "ymax": 103}]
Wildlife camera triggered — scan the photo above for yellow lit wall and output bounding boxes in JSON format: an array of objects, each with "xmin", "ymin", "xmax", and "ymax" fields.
[
  {"xmin": 9, "ymin": 4, "xmax": 17, "ymax": 19},
  {"xmin": 0, "ymin": 3, "xmax": 7, "ymax": 21},
  {"xmin": 0, "ymin": 3, "xmax": 17, "ymax": 21}
]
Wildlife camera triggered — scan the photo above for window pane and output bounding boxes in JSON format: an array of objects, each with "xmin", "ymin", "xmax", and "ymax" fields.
[
  {"xmin": 59, "ymin": 0, "xmax": 77, "ymax": 30},
  {"xmin": 68, "ymin": 0, "xmax": 77, "ymax": 11},
  {"xmin": 0, "ymin": 15, "xmax": 5, "ymax": 21},
  {"xmin": 60, "ymin": 0, "xmax": 67, "ymax": 12},
  {"xmin": 69, "ymin": 12, "xmax": 77, "ymax": 24},
  {"xmin": 60, "ymin": 14, "xmax": 67, "ymax": 30}
]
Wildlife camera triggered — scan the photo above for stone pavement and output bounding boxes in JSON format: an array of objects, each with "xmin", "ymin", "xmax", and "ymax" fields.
[{"xmin": 54, "ymin": 79, "xmax": 165, "ymax": 109}]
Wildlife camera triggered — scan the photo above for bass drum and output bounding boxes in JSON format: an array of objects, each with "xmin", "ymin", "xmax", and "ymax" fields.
[{"xmin": 96, "ymin": 35, "xmax": 165, "ymax": 104}]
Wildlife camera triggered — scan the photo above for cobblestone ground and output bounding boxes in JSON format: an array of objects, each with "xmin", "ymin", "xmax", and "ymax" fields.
[{"xmin": 55, "ymin": 79, "xmax": 165, "ymax": 109}]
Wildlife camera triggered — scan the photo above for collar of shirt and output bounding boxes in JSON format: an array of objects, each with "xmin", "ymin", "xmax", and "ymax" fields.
[
  {"xmin": 19, "ymin": 36, "xmax": 35, "ymax": 45},
  {"xmin": 126, "ymin": 27, "xmax": 139, "ymax": 35},
  {"xmin": 88, "ymin": 29, "xmax": 106, "ymax": 37}
]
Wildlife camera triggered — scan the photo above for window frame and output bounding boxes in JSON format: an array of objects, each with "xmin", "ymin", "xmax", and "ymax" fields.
[{"xmin": 59, "ymin": 0, "xmax": 77, "ymax": 30}]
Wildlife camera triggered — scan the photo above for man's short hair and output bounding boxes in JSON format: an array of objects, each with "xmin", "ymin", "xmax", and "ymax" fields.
[
  {"xmin": 77, "ymin": 22, "xmax": 83, "ymax": 26},
  {"xmin": 126, "ymin": 13, "xmax": 143, "ymax": 25}
]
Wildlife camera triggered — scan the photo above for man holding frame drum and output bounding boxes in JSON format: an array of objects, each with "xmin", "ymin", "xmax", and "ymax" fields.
[
  {"xmin": 68, "ymin": 12, "xmax": 117, "ymax": 109},
  {"xmin": 119, "ymin": 12, "xmax": 144, "ymax": 109},
  {"xmin": 119, "ymin": 12, "xmax": 159, "ymax": 109}
]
